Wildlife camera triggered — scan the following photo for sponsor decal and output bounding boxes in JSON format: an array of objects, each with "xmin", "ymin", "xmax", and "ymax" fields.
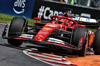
[
  {"xmin": 20, "ymin": 34, "xmax": 33, "ymax": 39},
  {"xmin": 38, "ymin": 35, "xmax": 44, "ymax": 39},
  {"xmin": 50, "ymin": 38, "xmax": 55, "ymax": 42},
  {"xmin": 37, "ymin": 6, "xmax": 64, "ymax": 19},
  {"xmin": 48, "ymin": 38, "xmax": 65, "ymax": 45},
  {"xmin": 27, "ymin": 35, "xmax": 33, "ymax": 39},
  {"xmin": 86, "ymin": 18, "xmax": 90, "ymax": 22},
  {"xmin": 38, "ymin": 37, "xmax": 40, "ymax": 40},
  {"xmin": 73, "ymin": 17, "xmax": 97, "ymax": 23},
  {"xmin": 13, "ymin": 0, "xmax": 26, "ymax": 14},
  {"xmin": 37, "ymin": 6, "xmax": 93, "ymax": 21},
  {"xmin": 46, "ymin": 23, "xmax": 58, "ymax": 27},
  {"xmin": 65, "ymin": 26, "xmax": 67, "ymax": 31},
  {"xmin": 74, "ymin": 16, "xmax": 79, "ymax": 20},
  {"xmin": 38, "ymin": 32, "xmax": 48, "ymax": 34},
  {"xmin": 43, "ymin": 28, "xmax": 51, "ymax": 30},
  {"xmin": 36, "ymin": 5, "xmax": 97, "ymax": 23}
]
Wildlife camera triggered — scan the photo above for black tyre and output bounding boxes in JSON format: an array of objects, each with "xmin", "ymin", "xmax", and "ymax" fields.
[
  {"xmin": 72, "ymin": 27, "xmax": 88, "ymax": 56},
  {"xmin": 93, "ymin": 29, "xmax": 100, "ymax": 54},
  {"xmin": 8, "ymin": 17, "xmax": 27, "ymax": 46},
  {"xmin": 8, "ymin": 39, "xmax": 23, "ymax": 46}
]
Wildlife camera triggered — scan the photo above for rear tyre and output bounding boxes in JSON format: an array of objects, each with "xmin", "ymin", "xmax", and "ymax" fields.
[
  {"xmin": 72, "ymin": 27, "xmax": 88, "ymax": 56},
  {"xmin": 93, "ymin": 29, "xmax": 100, "ymax": 54},
  {"xmin": 8, "ymin": 17, "xmax": 28, "ymax": 46}
]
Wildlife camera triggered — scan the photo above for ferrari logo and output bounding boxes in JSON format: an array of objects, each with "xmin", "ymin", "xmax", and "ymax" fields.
[{"xmin": 65, "ymin": 27, "xmax": 67, "ymax": 31}]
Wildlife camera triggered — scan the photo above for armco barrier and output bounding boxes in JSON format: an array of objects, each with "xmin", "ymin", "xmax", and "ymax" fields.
[
  {"xmin": 0, "ymin": 0, "xmax": 35, "ymax": 18},
  {"xmin": 32, "ymin": 0, "xmax": 100, "ymax": 20}
]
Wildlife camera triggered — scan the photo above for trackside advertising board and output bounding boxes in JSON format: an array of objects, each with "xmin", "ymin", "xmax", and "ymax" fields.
[
  {"xmin": 0, "ymin": 0, "xmax": 35, "ymax": 18},
  {"xmin": 32, "ymin": 0, "xmax": 100, "ymax": 20}
]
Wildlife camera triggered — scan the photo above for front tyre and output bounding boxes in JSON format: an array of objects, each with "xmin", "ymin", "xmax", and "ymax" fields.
[
  {"xmin": 72, "ymin": 27, "xmax": 88, "ymax": 56},
  {"xmin": 8, "ymin": 17, "xmax": 28, "ymax": 46}
]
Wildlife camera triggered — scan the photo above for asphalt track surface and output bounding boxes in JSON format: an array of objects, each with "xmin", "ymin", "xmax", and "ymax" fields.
[{"xmin": 0, "ymin": 23, "xmax": 51, "ymax": 66}]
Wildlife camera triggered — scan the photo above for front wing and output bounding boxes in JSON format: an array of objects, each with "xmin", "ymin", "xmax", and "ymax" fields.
[{"xmin": 2, "ymin": 24, "xmax": 83, "ymax": 51}]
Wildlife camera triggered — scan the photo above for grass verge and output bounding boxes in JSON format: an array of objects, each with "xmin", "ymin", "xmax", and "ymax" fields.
[{"xmin": 0, "ymin": 13, "xmax": 36, "ymax": 25}]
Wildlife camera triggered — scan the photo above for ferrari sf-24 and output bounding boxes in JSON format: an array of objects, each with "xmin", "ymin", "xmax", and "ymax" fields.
[{"xmin": 2, "ymin": 15, "xmax": 100, "ymax": 56}]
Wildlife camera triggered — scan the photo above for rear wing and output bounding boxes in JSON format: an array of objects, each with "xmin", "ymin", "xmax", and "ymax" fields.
[
  {"xmin": 73, "ymin": 17, "xmax": 97, "ymax": 23},
  {"xmin": 73, "ymin": 13, "xmax": 98, "ymax": 23},
  {"xmin": 72, "ymin": 13, "xmax": 99, "ymax": 28}
]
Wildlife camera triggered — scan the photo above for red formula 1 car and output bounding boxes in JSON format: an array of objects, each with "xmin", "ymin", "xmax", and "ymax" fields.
[{"xmin": 2, "ymin": 15, "xmax": 100, "ymax": 56}]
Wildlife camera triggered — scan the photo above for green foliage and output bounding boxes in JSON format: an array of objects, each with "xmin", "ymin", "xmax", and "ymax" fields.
[
  {"xmin": 0, "ymin": 14, "xmax": 14, "ymax": 23},
  {"xmin": 89, "ymin": 28, "xmax": 97, "ymax": 33},
  {"xmin": 0, "ymin": 13, "xmax": 36, "ymax": 25}
]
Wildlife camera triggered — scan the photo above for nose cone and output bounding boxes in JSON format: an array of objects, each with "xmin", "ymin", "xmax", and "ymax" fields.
[{"xmin": 34, "ymin": 26, "xmax": 55, "ymax": 41}]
